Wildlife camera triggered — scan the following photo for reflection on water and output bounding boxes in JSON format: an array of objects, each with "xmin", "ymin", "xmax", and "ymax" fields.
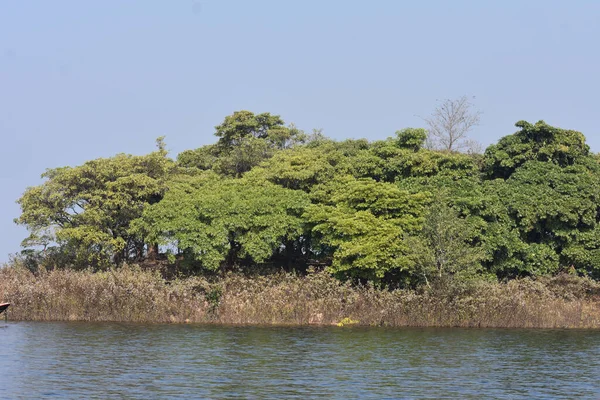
[{"xmin": 0, "ymin": 322, "xmax": 599, "ymax": 399}]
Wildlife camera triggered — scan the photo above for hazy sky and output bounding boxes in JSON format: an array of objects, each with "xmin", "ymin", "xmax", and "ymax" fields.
[{"xmin": 1, "ymin": 0, "xmax": 599, "ymax": 262}]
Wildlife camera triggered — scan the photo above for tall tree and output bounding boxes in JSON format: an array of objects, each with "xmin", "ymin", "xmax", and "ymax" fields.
[
  {"xmin": 208, "ymin": 111, "xmax": 307, "ymax": 176},
  {"xmin": 131, "ymin": 173, "xmax": 311, "ymax": 271},
  {"xmin": 395, "ymin": 128, "xmax": 428, "ymax": 152},
  {"xmin": 176, "ymin": 144, "xmax": 218, "ymax": 170},
  {"xmin": 305, "ymin": 176, "xmax": 428, "ymax": 280},
  {"xmin": 15, "ymin": 139, "xmax": 173, "ymax": 269},
  {"xmin": 476, "ymin": 121, "xmax": 600, "ymax": 278},
  {"xmin": 407, "ymin": 196, "xmax": 484, "ymax": 286},
  {"xmin": 483, "ymin": 120, "xmax": 589, "ymax": 179}
]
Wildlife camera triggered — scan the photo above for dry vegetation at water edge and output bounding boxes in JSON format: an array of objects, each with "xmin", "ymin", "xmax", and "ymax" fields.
[{"xmin": 1, "ymin": 265, "xmax": 600, "ymax": 328}]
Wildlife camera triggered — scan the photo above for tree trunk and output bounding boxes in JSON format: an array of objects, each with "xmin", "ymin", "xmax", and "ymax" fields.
[{"xmin": 147, "ymin": 243, "xmax": 159, "ymax": 260}]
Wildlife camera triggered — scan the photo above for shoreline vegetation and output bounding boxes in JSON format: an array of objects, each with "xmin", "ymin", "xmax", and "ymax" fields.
[
  {"xmin": 2, "ymin": 264, "xmax": 600, "ymax": 328},
  {"xmin": 9, "ymin": 108, "xmax": 600, "ymax": 327}
]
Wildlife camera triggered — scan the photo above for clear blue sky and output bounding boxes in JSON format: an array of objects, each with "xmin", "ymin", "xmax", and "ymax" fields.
[{"xmin": 1, "ymin": 0, "xmax": 599, "ymax": 262}]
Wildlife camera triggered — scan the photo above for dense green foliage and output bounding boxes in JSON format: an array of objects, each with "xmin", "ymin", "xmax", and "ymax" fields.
[
  {"xmin": 305, "ymin": 176, "xmax": 428, "ymax": 280},
  {"xmin": 16, "ymin": 138, "xmax": 172, "ymax": 269},
  {"xmin": 15, "ymin": 113, "xmax": 600, "ymax": 285},
  {"xmin": 130, "ymin": 172, "xmax": 310, "ymax": 270}
]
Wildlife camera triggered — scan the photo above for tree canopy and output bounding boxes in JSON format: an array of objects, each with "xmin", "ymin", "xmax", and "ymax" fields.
[
  {"xmin": 483, "ymin": 120, "xmax": 590, "ymax": 179},
  {"xmin": 16, "ymin": 139, "xmax": 173, "ymax": 269},
  {"xmin": 131, "ymin": 172, "xmax": 310, "ymax": 271},
  {"xmin": 15, "ymin": 114, "xmax": 600, "ymax": 286}
]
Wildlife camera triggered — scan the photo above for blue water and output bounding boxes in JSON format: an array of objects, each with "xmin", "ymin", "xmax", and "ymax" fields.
[{"xmin": 0, "ymin": 322, "xmax": 599, "ymax": 399}]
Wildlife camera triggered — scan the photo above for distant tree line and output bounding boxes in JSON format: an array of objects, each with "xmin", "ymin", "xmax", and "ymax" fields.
[{"xmin": 15, "ymin": 110, "xmax": 600, "ymax": 287}]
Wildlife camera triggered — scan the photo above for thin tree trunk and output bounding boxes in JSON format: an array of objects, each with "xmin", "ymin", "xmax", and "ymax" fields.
[{"xmin": 147, "ymin": 243, "xmax": 159, "ymax": 260}]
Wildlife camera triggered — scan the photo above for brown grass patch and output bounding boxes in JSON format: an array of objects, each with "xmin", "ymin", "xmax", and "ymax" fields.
[{"xmin": 1, "ymin": 265, "xmax": 599, "ymax": 328}]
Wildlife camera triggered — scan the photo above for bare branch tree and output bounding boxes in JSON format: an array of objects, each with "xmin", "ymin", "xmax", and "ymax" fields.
[{"xmin": 423, "ymin": 96, "xmax": 482, "ymax": 152}]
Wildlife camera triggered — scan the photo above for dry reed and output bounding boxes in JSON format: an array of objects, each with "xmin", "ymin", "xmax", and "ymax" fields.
[{"xmin": 1, "ymin": 264, "xmax": 600, "ymax": 328}]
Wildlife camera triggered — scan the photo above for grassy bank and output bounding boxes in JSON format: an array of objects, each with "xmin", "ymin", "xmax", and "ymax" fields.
[{"xmin": 1, "ymin": 265, "xmax": 600, "ymax": 328}]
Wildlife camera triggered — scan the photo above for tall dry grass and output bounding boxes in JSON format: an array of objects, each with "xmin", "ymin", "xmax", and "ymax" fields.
[
  {"xmin": 1, "ymin": 264, "xmax": 600, "ymax": 328},
  {"xmin": 0, "ymin": 265, "xmax": 214, "ymax": 323}
]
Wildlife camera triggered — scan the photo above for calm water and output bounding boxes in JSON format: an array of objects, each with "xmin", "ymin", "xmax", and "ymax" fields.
[{"xmin": 0, "ymin": 322, "xmax": 599, "ymax": 399}]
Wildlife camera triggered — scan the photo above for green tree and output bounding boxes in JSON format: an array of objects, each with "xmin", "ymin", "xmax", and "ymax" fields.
[
  {"xmin": 370, "ymin": 138, "xmax": 479, "ymax": 183},
  {"xmin": 483, "ymin": 120, "xmax": 589, "ymax": 179},
  {"xmin": 16, "ymin": 139, "xmax": 173, "ymax": 269},
  {"xmin": 131, "ymin": 173, "xmax": 311, "ymax": 271},
  {"xmin": 395, "ymin": 128, "xmax": 428, "ymax": 151},
  {"xmin": 245, "ymin": 139, "xmax": 374, "ymax": 191},
  {"xmin": 305, "ymin": 176, "xmax": 428, "ymax": 280},
  {"xmin": 245, "ymin": 146, "xmax": 339, "ymax": 191},
  {"xmin": 491, "ymin": 161, "xmax": 600, "ymax": 276},
  {"xmin": 214, "ymin": 137, "xmax": 273, "ymax": 177},
  {"xmin": 215, "ymin": 111, "xmax": 285, "ymax": 150},
  {"xmin": 407, "ymin": 197, "xmax": 484, "ymax": 286},
  {"xmin": 475, "ymin": 121, "xmax": 600, "ymax": 277},
  {"xmin": 176, "ymin": 144, "xmax": 218, "ymax": 170},
  {"xmin": 210, "ymin": 111, "xmax": 306, "ymax": 176}
]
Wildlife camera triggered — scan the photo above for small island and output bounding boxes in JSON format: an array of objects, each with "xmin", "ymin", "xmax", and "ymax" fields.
[{"xmin": 3, "ymin": 108, "xmax": 600, "ymax": 327}]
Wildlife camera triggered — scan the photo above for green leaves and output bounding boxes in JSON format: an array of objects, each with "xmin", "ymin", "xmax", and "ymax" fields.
[
  {"xmin": 208, "ymin": 111, "xmax": 307, "ymax": 176},
  {"xmin": 215, "ymin": 111, "xmax": 287, "ymax": 150},
  {"xmin": 305, "ymin": 176, "xmax": 428, "ymax": 280},
  {"xmin": 407, "ymin": 198, "xmax": 485, "ymax": 285},
  {"xmin": 483, "ymin": 120, "xmax": 589, "ymax": 179},
  {"xmin": 14, "ymin": 113, "xmax": 600, "ymax": 286},
  {"xmin": 395, "ymin": 128, "xmax": 427, "ymax": 151},
  {"xmin": 488, "ymin": 160, "xmax": 600, "ymax": 277},
  {"xmin": 132, "ymin": 173, "xmax": 311, "ymax": 270},
  {"xmin": 16, "ymin": 145, "xmax": 173, "ymax": 269}
]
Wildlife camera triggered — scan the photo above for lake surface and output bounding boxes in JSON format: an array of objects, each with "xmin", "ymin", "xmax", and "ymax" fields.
[{"xmin": 0, "ymin": 322, "xmax": 599, "ymax": 399}]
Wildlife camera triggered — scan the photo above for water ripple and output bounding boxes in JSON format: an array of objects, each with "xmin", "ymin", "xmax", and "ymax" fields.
[{"xmin": 0, "ymin": 323, "xmax": 599, "ymax": 399}]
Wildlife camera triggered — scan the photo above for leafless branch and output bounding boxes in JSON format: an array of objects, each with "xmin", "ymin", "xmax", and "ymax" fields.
[{"xmin": 423, "ymin": 96, "xmax": 482, "ymax": 152}]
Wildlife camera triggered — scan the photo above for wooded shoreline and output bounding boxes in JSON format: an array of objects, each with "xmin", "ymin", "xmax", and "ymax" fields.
[
  {"xmin": 2, "ymin": 265, "xmax": 599, "ymax": 328},
  {"xmin": 15, "ymin": 115, "xmax": 600, "ymax": 287},
  {"xmin": 10, "ymin": 112, "xmax": 600, "ymax": 328}
]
